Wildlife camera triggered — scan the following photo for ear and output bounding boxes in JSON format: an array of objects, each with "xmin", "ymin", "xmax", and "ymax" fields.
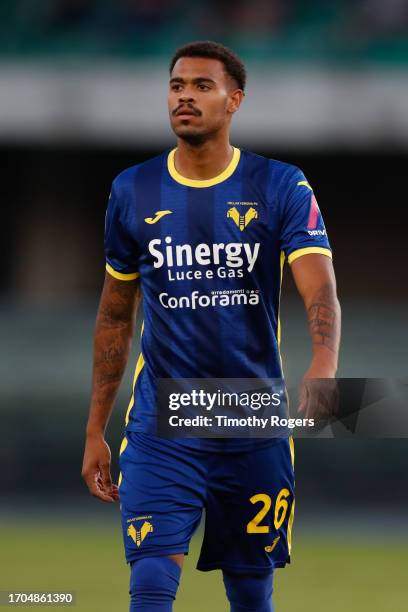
[{"xmin": 227, "ymin": 89, "xmax": 245, "ymax": 114}]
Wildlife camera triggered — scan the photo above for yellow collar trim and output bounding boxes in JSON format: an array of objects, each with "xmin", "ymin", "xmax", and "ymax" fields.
[{"xmin": 167, "ymin": 147, "xmax": 241, "ymax": 188}]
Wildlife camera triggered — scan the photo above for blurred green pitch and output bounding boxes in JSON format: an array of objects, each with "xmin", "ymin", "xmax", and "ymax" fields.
[{"xmin": 1, "ymin": 519, "xmax": 406, "ymax": 611}]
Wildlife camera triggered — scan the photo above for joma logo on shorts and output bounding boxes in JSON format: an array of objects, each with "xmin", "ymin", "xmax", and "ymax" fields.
[{"xmin": 264, "ymin": 536, "xmax": 280, "ymax": 552}]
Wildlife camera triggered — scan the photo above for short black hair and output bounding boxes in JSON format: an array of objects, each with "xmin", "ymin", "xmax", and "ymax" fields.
[{"xmin": 169, "ymin": 41, "xmax": 246, "ymax": 91}]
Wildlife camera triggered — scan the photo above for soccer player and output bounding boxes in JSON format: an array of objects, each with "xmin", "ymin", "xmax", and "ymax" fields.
[{"xmin": 82, "ymin": 41, "xmax": 341, "ymax": 611}]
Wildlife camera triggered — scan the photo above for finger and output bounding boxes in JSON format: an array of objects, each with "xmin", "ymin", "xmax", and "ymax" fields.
[
  {"xmin": 297, "ymin": 402, "xmax": 305, "ymax": 415},
  {"xmin": 96, "ymin": 474, "xmax": 116, "ymax": 491},
  {"xmin": 305, "ymin": 383, "xmax": 325, "ymax": 421},
  {"xmin": 93, "ymin": 474, "xmax": 116, "ymax": 502},
  {"xmin": 84, "ymin": 471, "xmax": 115, "ymax": 503},
  {"xmin": 297, "ymin": 383, "xmax": 309, "ymax": 414},
  {"xmin": 93, "ymin": 490, "xmax": 116, "ymax": 503},
  {"xmin": 304, "ymin": 397, "xmax": 315, "ymax": 420},
  {"xmin": 100, "ymin": 462, "xmax": 112, "ymax": 490},
  {"xmin": 99, "ymin": 479, "xmax": 119, "ymax": 498}
]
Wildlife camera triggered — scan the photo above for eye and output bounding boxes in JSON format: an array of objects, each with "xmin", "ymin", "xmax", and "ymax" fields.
[
  {"xmin": 198, "ymin": 84, "xmax": 210, "ymax": 91},
  {"xmin": 171, "ymin": 83, "xmax": 182, "ymax": 92}
]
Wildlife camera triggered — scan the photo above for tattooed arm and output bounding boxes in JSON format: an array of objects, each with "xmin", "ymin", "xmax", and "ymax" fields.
[
  {"xmin": 291, "ymin": 253, "xmax": 341, "ymax": 378},
  {"xmin": 82, "ymin": 272, "xmax": 141, "ymax": 502},
  {"xmin": 291, "ymin": 254, "xmax": 341, "ymax": 421}
]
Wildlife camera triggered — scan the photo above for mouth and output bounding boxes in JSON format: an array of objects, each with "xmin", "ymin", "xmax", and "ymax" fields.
[{"xmin": 174, "ymin": 106, "xmax": 200, "ymax": 118}]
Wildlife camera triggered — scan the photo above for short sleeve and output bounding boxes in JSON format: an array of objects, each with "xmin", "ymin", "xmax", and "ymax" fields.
[
  {"xmin": 279, "ymin": 166, "xmax": 332, "ymax": 265},
  {"xmin": 104, "ymin": 180, "xmax": 140, "ymax": 280}
]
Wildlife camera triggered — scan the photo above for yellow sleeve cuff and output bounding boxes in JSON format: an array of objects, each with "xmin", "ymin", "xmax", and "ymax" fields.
[
  {"xmin": 288, "ymin": 247, "xmax": 332, "ymax": 265},
  {"xmin": 106, "ymin": 263, "xmax": 140, "ymax": 280}
]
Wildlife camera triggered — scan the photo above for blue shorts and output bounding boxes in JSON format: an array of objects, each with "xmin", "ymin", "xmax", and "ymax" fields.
[{"xmin": 118, "ymin": 432, "xmax": 295, "ymax": 574}]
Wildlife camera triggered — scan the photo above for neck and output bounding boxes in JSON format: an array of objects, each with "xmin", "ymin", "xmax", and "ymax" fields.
[{"xmin": 174, "ymin": 134, "xmax": 233, "ymax": 180}]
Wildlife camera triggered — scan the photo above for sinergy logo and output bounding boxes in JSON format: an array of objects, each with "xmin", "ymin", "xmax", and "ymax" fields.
[{"xmin": 148, "ymin": 237, "xmax": 260, "ymax": 274}]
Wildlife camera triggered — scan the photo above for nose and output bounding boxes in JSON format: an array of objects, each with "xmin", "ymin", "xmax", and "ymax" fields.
[{"xmin": 178, "ymin": 89, "xmax": 195, "ymax": 104}]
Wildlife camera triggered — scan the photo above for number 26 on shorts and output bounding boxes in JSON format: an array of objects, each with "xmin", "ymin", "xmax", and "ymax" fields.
[{"xmin": 246, "ymin": 489, "xmax": 291, "ymax": 533}]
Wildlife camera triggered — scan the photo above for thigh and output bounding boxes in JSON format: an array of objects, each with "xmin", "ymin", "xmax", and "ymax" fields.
[
  {"xmin": 119, "ymin": 432, "xmax": 206, "ymax": 564},
  {"xmin": 197, "ymin": 438, "xmax": 295, "ymax": 574}
]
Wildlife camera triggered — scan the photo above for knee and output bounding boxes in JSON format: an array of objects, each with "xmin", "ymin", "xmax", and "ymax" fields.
[
  {"xmin": 130, "ymin": 556, "xmax": 181, "ymax": 609},
  {"xmin": 223, "ymin": 571, "xmax": 274, "ymax": 612}
]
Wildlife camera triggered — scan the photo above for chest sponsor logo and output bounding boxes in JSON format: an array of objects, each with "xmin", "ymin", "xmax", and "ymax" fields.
[
  {"xmin": 148, "ymin": 235, "xmax": 261, "ymax": 310},
  {"xmin": 149, "ymin": 236, "xmax": 260, "ymax": 278},
  {"xmin": 145, "ymin": 210, "xmax": 172, "ymax": 224}
]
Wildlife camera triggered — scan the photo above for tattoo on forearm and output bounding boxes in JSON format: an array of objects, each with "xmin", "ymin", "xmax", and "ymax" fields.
[
  {"xmin": 307, "ymin": 284, "xmax": 339, "ymax": 354},
  {"xmin": 94, "ymin": 335, "xmax": 128, "ymax": 385},
  {"xmin": 96, "ymin": 343, "xmax": 126, "ymax": 367}
]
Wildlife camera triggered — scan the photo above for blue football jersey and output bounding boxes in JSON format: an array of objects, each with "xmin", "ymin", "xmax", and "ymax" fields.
[{"xmin": 104, "ymin": 148, "xmax": 332, "ymax": 437}]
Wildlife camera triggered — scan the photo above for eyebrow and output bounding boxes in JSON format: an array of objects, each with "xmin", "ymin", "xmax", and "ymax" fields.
[{"xmin": 169, "ymin": 77, "xmax": 216, "ymax": 85}]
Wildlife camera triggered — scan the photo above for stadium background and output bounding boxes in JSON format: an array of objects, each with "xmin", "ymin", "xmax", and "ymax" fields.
[{"xmin": 1, "ymin": 1, "xmax": 407, "ymax": 610}]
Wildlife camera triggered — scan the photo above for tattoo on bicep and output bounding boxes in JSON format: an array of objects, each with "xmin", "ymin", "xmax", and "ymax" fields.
[
  {"xmin": 98, "ymin": 279, "xmax": 139, "ymax": 328},
  {"xmin": 92, "ymin": 277, "xmax": 140, "ymax": 394}
]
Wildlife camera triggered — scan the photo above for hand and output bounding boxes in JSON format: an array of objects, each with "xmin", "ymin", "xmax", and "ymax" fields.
[
  {"xmin": 81, "ymin": 433, "xmax": 119, "ymax": 503},
  {"xmin": 298, "ymin": 365, "xmax": 339, "ymax": 424}
]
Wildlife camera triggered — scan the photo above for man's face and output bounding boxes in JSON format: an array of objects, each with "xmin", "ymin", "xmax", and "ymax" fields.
[{"xmin": 168, "ymin": 57, "xmax": 241, "ymax": 142}]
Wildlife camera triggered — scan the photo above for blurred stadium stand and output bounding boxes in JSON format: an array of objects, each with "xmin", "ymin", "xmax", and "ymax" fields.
[
  {"xmin": 1, "ymin": 1, "xmax": 408, "ymax": 146},
  {"xmin": 2, "ymin": 0, "xmax": 408, "ymax": 62}
]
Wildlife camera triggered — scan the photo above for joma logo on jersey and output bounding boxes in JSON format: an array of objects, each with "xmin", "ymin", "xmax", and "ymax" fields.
[
  {"xmin": 145, "ymin": 210, "xmax": 172, "ymax": 224},
  {"xmin": 227, "ymin": 207, "xmax": 258, "ymax": 231},
  {"xmin": 127, "ymin": 521, "xmax": 153, "ymax": 547}
]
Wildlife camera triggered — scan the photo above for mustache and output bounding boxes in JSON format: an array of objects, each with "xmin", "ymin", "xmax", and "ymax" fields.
[{"xmin": 172, "ymin": 103, "xmax": 201, "ymax": 116}]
